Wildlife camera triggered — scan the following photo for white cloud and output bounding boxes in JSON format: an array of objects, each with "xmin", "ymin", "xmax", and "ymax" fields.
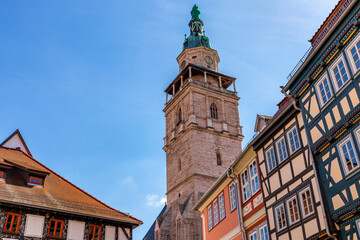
[{"xmin": 146, "ymin": 194, "xmax": 167, "ymax": 207}]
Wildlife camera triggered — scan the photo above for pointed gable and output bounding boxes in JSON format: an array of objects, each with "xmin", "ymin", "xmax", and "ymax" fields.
[{"xmin": 1, "ymin": 129, "xmax": 32, "ymax": 157}]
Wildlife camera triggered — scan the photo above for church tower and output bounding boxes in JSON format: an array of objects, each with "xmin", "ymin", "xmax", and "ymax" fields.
[{"xmin": 145, "ymin": 5, "xmax": 243, "ymax": 240}]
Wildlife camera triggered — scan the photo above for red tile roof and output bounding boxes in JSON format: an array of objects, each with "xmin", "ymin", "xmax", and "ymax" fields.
[{"xmin": 0, "ymin": 146, "xmax": 142, "ymax": 226}]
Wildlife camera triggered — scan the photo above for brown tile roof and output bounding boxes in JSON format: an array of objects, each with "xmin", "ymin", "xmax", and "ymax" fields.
[
  {"xmin": 310, "ymin": 0, "xmax": 346, "ymax": 44},
  {"xmin": 0, "ymin": 146, "xmax": 142, "ymax": 226}
]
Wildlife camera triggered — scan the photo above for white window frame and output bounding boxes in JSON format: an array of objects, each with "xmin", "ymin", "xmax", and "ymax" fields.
[
  {"xmin": 208, "ymin": 206, "xmax": 213, "ymax": 231},
  {"xmin": 346, "ymin": 33, "xmax": 360, "ymax": 74},
  {"xmin": 249, "ymin": 231, "xmax": 258, "ymax": 240},
  {"xmin": 329, "ymin": 54, "xmax": 351, "ymax": 92},
  {"xmin": 213, "ymin": 199, "xmax": 219, "ymax": 226},
  {"xmin": 286, "ymin": 196, "xmax": 300, "ymax": 225},
  {"xmin": 299, "ymin": 187, "xmax": 315, "ymax": 218},
  {"xmin": 275, "ymin": 204, "xmax": 287, "ymax": 231},
  {"xmin": 356, "ymin": 219, "xmax": 360, "ymax": 235},
  {"xmin": 229, "ymin": 182, "xmax": 237, "ymax": 211},
  {"xmin": 219, "ymin": 193, "xmax": 226, "ymax": 220},
  {"xmin": 287, "ymin": 125, "xmax": 301, "ymax": 155},
  {"xmin": 241, "ymin": 168, "xmax": 251, "ymax": 202},
  {"xmin": 265, "ymin": 146, "xmax": 277, "ymax": 172},
  {"xmin": 276, "ymin": 136, "xmax": 288, "ymax": 163},
  {"xmin": 249, "ymin": 160, "xmax": 260, "ymax": 195},
  {"xmin": 315, "ymin": 73, "xmax": 334, "ymax": 107},
  {"xmin": 337, "ymin": 134, "xmax": 360, "ymax": 175},
  {"xmin": 259, "ymin": 224, "xmax": 269, "ymax": 240}
]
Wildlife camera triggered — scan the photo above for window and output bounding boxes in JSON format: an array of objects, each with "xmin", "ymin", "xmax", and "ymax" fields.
[
  {"xmin": 219, "ymin": 194, "xmax": 225, "ymax": 220},
  {"xmin": 216, "ymin": 153, "xmax": 222, "ymax": 166},
  {"xmin": 266, "ymin": 147, "xmax": 277, "ymax": 172},
  {"xmin": 213, "ymin": 200, "xmax": 219, "ymax": 225},
  {"xmin": 0, "ymin": 171, "xmax": 4, "ymax": 180},
  {"xmin": 47, "ymin": 219, "xmax": 64, "ymax": 239},
  {"xmin": 275, "ymin": 205, "xmax": 287, "ymax": 231},
  {"xmin": 29, "ymin": 176, "xmax": 43, "ymax": 186},
  {"xmin": 300, "ymin": 188, "xmax": 314, "ymax": 218},
  {"xmin": 250, "ymin": 160, "xmax": 260, "ymax": 195},
  {"xmin": 286, "ymin": 196, "xmax": 300, "ymax": 224},
  {"xmin": 241, "ymin": 169, "xmax": 251, "ymax": 202},
  {"xmin": 208, "ymin": 206, "xmax": 213, "ymax": 231},
  {"xmin": 347, "ymin": 36, "xmax": 360, "ymax": 72},
  {"xmin": 249, "ymin": 232, "xmax": 258, "ymax": 240},
  {"xmin": 316, "ymin": 74, "xmax": 333, "ymax": 106},
  {"xmin": 88, "ymin": 224, "xmax": 101, "ymax": 240},
  {"xmin": 229, "ymin": 183, "xmax": 237, "ymax": 211},
  {"xmin": 176, "ymin": 108, "xmax": 182, "ymax": 126},
  {"xmin": 287, "ymin": 126, "xmax": 300, "ymax": 154},
  {"xmin": 210, "ymin": 103, "xmax": 218, "ymax": 119},
  {"xmin": 276, "ymin": 137, "xmax": 288, "ymax": 162},
  {"xmin": 4, "ymin": 212, "xmax": 21, "ymax": 234},
  {"xmin": 259, "ymin": 225, "xmax": 269, "ymax": 240},
  {"xmin": 330, "ymin": 57, "xmax": 349, "ymax": 90},
  {"xmin": 178, "ymin": 159, "xmax": 181, "ymax": 172},
  {"xmin": 338, "ymin": 136, "xmax": 359, "ymax": 175}
]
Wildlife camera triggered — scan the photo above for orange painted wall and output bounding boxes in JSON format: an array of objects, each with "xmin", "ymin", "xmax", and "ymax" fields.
[{"xmin": 203, "ymin": 182, "xmax": 241, "ymax": 240}]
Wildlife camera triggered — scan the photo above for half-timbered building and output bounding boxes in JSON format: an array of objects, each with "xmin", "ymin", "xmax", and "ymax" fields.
[
  {"xmin": 283, "ymin": 0, "xmax": 360, "ymax": 239},
  {"xmin": 194, "ymin": 136, "xmax": 268, "ymax": 240},
  {"xmin": 253, "ymin": 97, "xmax": 327, "ymax": 240},
  {"xmin": 0, "ymin": 130, "xmax": 142, "ymax": 240}
]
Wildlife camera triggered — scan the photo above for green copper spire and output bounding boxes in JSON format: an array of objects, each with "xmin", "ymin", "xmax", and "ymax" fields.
[
  {"xmin": 191, "ymin": 4, "xmax": 200, "ymax": 20},
  {"xmin": 183, "ymin": 4, "xmax": 211, "ymax": 50}
]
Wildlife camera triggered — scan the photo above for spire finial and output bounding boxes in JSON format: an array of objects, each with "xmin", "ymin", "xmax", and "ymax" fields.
[{"xmin": 191, "ymin": 4, "xmax": 200, "ymax": 20}]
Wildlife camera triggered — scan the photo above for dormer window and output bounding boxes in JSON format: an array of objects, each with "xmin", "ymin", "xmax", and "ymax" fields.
[{"xmin": 28, "ymin": 176, "xmax": 43, "ymax": 186}]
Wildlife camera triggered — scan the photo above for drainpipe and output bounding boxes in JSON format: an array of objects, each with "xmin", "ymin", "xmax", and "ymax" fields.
[
  {"xmin": 227, "ymin": 167, "xmax": 246, "ymax": 240},
  {"xmin": 282, "ymin": 88, "xmax": 337, "ymax": 239}
]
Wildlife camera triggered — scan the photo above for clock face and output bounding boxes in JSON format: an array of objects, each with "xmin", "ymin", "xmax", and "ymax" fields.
[
  {"xmin": 181, "ymin": 60, "xmax": 186, "ymax": 69},
  {"xmin": 205, "ymin": 56, "xmax": 213, "ymax": 64}
]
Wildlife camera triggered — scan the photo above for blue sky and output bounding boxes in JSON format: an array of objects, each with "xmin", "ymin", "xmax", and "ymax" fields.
[{"xmin": 0, "ymin": 0, "xmax": 338, "ymax": 238}]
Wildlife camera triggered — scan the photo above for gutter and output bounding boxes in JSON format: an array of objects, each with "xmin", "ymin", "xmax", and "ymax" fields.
[
  {"xmin": 282, "ymin": 90, "xmax": 337, "ymax": 239},
  {"xmin": 227, "ymin": 167, "xmax": 246, "ymax": 240}
]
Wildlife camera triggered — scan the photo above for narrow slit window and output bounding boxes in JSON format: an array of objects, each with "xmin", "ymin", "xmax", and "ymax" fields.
[
  {"xmin": 210, "ymin": 103, "xmax": 218, "ymax": 120},
  {"xmin": 176, "ymin": 108, "xmax": 182, "ymax": 126},
  {"xmin": 216, "ymin": 153, "xmax": 222, "ymax": 166},
  {"xmin": 178, "ymin": 159, "xmax": 181, "ymax": 172}
]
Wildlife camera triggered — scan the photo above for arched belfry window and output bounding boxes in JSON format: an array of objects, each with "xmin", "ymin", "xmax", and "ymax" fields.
[
  {"xmin": 210, "ymin": 103, "xmax": 218, "ymax": 120},
  {"xmin": 177, "ymin": 108, "xmax": 182, "ymax": 126},
  {"xmin": 216, "ymin": 153, "xmax": 222, "ymax": 166}
]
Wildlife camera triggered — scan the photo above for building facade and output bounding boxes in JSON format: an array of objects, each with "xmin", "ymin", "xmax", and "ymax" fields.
[
  {"xmin": 283, "ymin": 0, "xmax": 360, "ymax": 239},
  {"xmin": 194, "ymin": 139, "xmax": 268, "ymax": 240},
  {"xmin": 253, "ymin": 98, "xmax": 327, "ymax": 240},
  {"xmin": 144, "ymin": 5, "xmax": 243, "ymax": 240},
  {"xmin": 0, "ymin": 130, "xmax": 142, "ymax": 240}
]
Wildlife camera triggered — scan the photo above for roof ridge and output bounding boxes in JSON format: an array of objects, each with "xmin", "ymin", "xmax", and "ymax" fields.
[{"xmin": 0, "ymin": 146, "xmax": 142, "ymax": 224}]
